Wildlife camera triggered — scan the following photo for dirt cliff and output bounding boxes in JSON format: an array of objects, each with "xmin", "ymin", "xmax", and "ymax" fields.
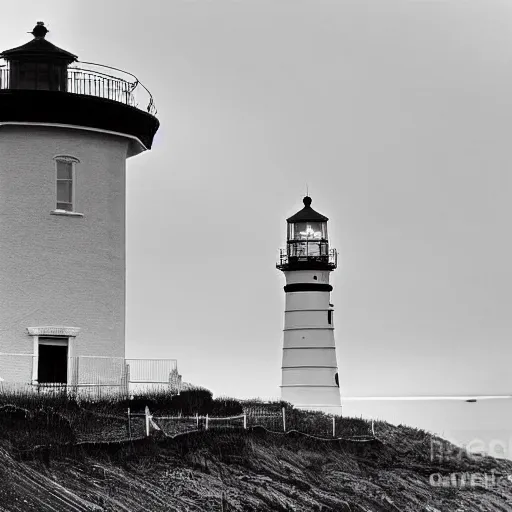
[{"xmin": 1, "ymin": 421, "xmax": 512, "ymax": 511}]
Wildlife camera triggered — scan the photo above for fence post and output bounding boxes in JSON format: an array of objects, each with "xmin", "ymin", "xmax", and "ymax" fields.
[
  {"xmin": 282, "ymin": 407, "xmax": 286, "ymax": 432},
  {"xmin": 127, "ymin": 407, "xmax": 132, "ymax": 440},
  {"xmin": 177, "ymin": 373, "xmax": 182, "ymax": 396},
  {"xmin": 145, "ymin": 406, "xmax": 150, "ymax": 437},
  {"xmin": 206, "ymin": 414, "xmax": 209, "ymax": 431},
  {"xmin": 196, "ymin": 412, "xmax": 199, "ymax": 430},
  {"xmin": 243, "ymin": 413, "xmax": 247, "ymax": 430},
  {"xmin": 332, "ymin": 416, "xmax": 335, "ymax": 438},
  {"xmin": 371, "ymin": 419, "xmax": 375, "ymax": 437}
]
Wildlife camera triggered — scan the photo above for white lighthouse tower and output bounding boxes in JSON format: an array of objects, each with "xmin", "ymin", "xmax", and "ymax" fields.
[
  {"xmin": 0, "ymin": 23, "xmax": 159, "ymax": 386},
  {"xmin": 277, "ymin": 196, "xmax": 341, "ymax": 414}
]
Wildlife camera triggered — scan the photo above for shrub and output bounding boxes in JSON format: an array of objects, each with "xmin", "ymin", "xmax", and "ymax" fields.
[
  {"xmin": 210, "ymin": 397, "xmax": 243, "ymax": 417},
  {"xmin": 169, "ymin": 387, "xmax": 213, "ymax": 415}
]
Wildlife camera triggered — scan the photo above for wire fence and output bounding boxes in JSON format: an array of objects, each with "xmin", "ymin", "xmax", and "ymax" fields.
[
  {"xmin": 0, "ymin": 395, "xmax": 375, "ymax": 455},
  {"xmin": 149, "ymin": 407, "xmax": 375, "ymax": 440},
  {"xmin": 149, "ymin": 414, "xmax": 202, "ymax": 436}
]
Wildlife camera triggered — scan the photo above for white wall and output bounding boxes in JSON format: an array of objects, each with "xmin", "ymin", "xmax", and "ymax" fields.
[
  {"xmin": 282, "ymin": 385, "xmax": 341, "ymax": 411},
  {"xmin": 285, "ymin": 291, "xmax": 331, "ymax": 311},
  {"xmin": 280, "ymin": 268, "xmax": 341, "ymax": 411},
  {"xmin": 282, "ymin": 348, "xmax": 337, "ymax": 367},
  {"xmin": 284, "ymin": 270, "xmax": 331, "ymax": 285},
  {"xmin": 283, "ymin": 330, "xmax": 335, "ymax": 348},
  {"xmin": 0, "ymin": 125, "xmax": 129, "ymax": 363},
  {"xmin": 285, "ymin": 310, "xmax": 333, "ymax": 329},
  {"xmin": 282, "ymin": 367, "xmax": 337, "ymax": 386}
]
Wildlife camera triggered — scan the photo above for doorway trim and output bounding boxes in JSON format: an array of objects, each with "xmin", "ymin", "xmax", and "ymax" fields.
[{"xmin": 26, "ymin": 326, "xmax": 80, "ymax": 384}]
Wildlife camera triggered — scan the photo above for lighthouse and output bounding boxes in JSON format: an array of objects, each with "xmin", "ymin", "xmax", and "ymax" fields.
[
  {"xmin": 0, "ymin": 23, "xmax": 159, "ymax": 386},
  {"xmin": 277, "ymin": 196, "xmax": 341, "ymax": 414}
]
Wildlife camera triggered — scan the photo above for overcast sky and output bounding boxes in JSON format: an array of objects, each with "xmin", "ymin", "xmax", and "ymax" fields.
[{"xmin": 4, "ymin": 0, "xmax": 512, "ymax": 453}]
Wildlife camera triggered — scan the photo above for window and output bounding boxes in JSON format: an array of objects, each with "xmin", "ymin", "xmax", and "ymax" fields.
[
  {"xmin": 56, "ymin": 160, "xmax": 73, "ymax": 211},
  {"xmin": 9, "ymin": 61, "xmax": 67, "ymax": 91},
  {"xmin": 328, "ymin": 310, "xmax": 333, "ymax": 325},
  {"xmin": 52, "ymin": 156, "xmax": 82, "ymax": 216},
  {"xmin": 289, "ymin": 222, "xmax": 327, "ymax": 241}
]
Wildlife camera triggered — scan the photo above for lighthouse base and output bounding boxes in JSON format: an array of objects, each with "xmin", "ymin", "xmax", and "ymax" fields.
[{"xmin": 282, "ymin": 386, "xmax": 342, "ymax": 416}]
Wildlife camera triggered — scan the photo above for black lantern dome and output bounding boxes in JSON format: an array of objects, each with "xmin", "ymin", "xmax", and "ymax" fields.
[
  {"xmin": 0, "ymin": 22, "xmax": 159, "ymax": 154},
  {"xmin": 286, "ymin": 196, "xmax": 329, "ymax": 223},
  {"xmin": 1, "ymin": 22, "xmax": 77, "ymax": 91},
  {"xmin": 2, "ymin": 22, "xmax": 77, "ymax": 61},
  {"xmin": 277, "ymin": 196, "xmax": 337, "ymax": 271}
]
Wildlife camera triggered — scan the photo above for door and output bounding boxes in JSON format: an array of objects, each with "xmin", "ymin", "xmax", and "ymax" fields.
[{"xmin": 38, "ymin": 340, "xmax": 68, "ymax": 384}]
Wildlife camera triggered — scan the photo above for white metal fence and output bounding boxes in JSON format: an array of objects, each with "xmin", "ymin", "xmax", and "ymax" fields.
[
  {"xmin": 125, "ymin": 358, "xmax": 181, "ymax": 395},
  {"xmin": 0, "ymin": 353, "xmax": 181, "ymax": 397},
  {"xmin": 69, "ymin": 356, "xmax": 127, "ymax": 397}
]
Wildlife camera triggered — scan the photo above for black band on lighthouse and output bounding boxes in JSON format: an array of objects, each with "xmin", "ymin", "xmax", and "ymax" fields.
[
  {"xmin": 0, "ymin": 91, "xmax": 159, "ymax": 149},
  {"xmin": 284, "ymin": 283, "xmax": 333, "ymax": 293}
]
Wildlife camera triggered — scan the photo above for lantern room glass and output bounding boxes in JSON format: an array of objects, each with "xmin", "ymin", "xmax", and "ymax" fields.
[
  {"xmin": 287, "ymin": 221, "xmax": 327, "ymax": 241},
  {"xmin": 287, "ymin": 221, "xmax": 328, "ymax": 258}
]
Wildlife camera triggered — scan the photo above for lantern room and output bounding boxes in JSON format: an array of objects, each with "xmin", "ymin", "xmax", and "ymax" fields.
[
  {"xmin": 0, "ymin": 22, "xmax": 77, "ymax": 91},
  {"xmin": 0, "ymin": 21, "xmax": 159, "ymax": 155},
  {"xmin": 277, "ymin": 196, "xmax": 337, "ymax": 271}
]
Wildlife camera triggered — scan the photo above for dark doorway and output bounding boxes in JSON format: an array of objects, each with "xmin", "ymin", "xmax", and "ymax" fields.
[{"xmin": 38, "ymin": 342, "xmax": 68, "ymax": 384}]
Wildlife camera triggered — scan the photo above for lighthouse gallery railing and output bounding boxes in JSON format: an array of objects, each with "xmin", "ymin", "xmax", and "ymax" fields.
[
  {"xmin": 277, "ymin": 248, "xmax": 337, "ymax": 269},
  {"xmin": 0, "ymin": 60, "xmax": 157, "ymax": 116}
]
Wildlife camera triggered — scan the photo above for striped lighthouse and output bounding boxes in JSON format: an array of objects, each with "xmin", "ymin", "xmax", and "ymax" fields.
[{"xmin": 277, "ymin": 196, "xmax": 341, "ymax": 414}]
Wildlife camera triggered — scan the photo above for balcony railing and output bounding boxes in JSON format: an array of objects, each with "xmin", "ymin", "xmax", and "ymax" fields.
[
  {"xmin": 0, "ymin": 60, "xmax": 157, "ymax": 116},
  {"xmin": 277, "ymin": 248, "xmax": 337, "ymax": 270}
]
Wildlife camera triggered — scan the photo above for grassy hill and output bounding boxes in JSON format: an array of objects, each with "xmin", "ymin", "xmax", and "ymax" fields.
[{"xmin": 0, "ymin": 389, "xmax": 511, "ymax": 511}]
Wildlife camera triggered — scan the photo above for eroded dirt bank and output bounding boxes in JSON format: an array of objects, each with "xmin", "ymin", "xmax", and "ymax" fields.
[{"xmin": 1, "ymin": 425, "xmax": 512, "ymax": 511}]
